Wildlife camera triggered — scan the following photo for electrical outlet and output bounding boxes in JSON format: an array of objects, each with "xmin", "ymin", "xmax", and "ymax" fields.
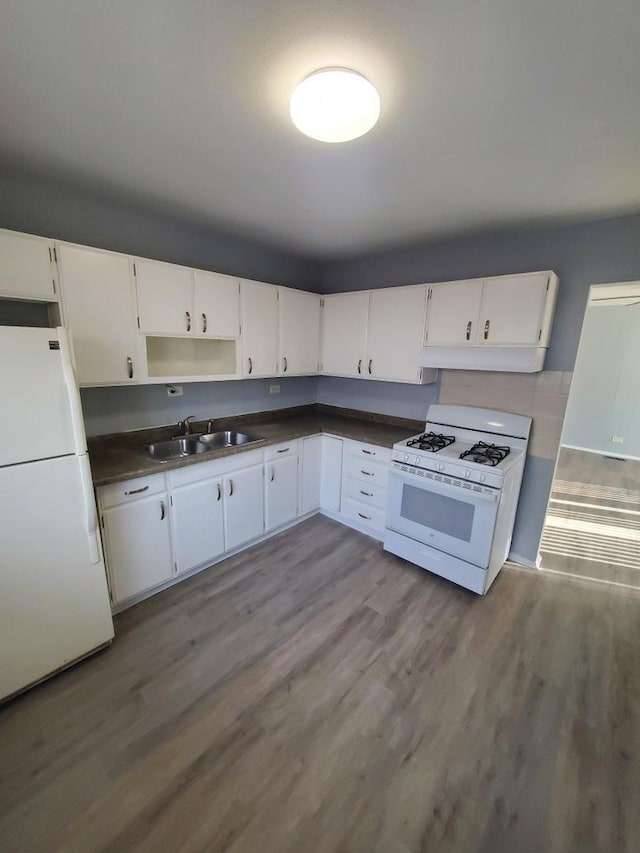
[
  {"xmin": 166, "ymin": 385, "xmax": 183, "ymax": 397},
  {"xmin": 269, "ymin": 384, "xmax": 280, "ymax": 394}
]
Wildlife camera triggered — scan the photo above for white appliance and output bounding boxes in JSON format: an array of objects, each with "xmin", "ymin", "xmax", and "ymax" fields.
[
  {"xmin": 384, "ymin": 404, "xmax": 531, "ymax": 594},
  {"xmin": 0, "ymin": 326, "xmax": 113, "ymax": 702}
]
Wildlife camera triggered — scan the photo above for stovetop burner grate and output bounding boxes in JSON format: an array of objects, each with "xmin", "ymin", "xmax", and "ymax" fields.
[
  {"xmin": 407, "ymin": 432, "xmax": 456, "ymax": 453},
  {"xmin": 459, "ymin": 441, "xmax": 511, "ymax": 467}
]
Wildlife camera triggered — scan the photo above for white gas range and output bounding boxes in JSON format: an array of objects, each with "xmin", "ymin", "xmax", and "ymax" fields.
[{"xmin": 384, "ymin": 404, "xmax": 531, "ymax": 594}]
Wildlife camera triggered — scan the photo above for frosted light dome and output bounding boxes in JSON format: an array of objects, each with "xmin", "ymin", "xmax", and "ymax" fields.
[{"xmin": 290, "ymin": 68, "xmax": 380, "ymax": 143}]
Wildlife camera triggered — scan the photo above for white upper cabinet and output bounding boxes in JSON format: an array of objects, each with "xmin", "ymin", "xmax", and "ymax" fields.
[
  {"xmin": 367, "ymin": 285, "xmax": 427, "ymax": 382},
  {"xmin": 193, "ymin": 270, "xmax": 240, "ymax": 339},
  {"xmin": 240, "ymin": 279, "xmax": 278, "ymax": 378},
  {"xmin": 57, "ymin": 244, "xmax": 142, "ymax": 386},
  {"xmin": 135, "ymin": 259, "xmax": 194, "ymax": 336},
  {"xmin": 278, "ymin": 288, "xmax": 320, "ymax": 376},
  {"xmin": 321, "ymin": 291, "xmax": 369, "ymax": 378},
  {"xmin": 479, "ymin": 273, "xmax": 554, "ymax": 346},
  {"xmin": 425, "ymin": 280, "xmax": 484, "ymax": 346},
  {"xmin": 0, "ymin": 229, "xmax": 57, "ymax": 301}
]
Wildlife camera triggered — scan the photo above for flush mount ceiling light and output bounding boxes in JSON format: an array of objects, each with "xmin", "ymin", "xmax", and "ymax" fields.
[{"xmin": 290, "ymin": 68, "xmax": 380, "ymax": 143}]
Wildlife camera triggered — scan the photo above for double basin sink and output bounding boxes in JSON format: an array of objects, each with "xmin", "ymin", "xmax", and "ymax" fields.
[{"xmin": 146, "ymin": 430, "xmax": 263, "ymax": 462}]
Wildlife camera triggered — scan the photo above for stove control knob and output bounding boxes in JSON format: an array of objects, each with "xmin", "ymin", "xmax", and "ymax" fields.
[
  {"xmin": 414, "ymin": 455, "xmax": 421, "ymax": 466},
  {"xmin": 403, "ymin": 453, "xmax": 409, "ymax": 462},
  {"xmin": 480, "ymin": 473, "xmax": 486, "ymax": 483},
  {"xmin": 438, "ymin": 462, "xmax": 445, "ymax": 472},
  {"xmin": 465, "ymin": 470, "xmax": 471, "ymax": 479}
]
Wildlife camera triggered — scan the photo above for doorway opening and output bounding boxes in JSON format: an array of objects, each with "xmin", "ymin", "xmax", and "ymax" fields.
[{"xmin": 539, "ymin": 281, "xmax": 640, "ymax": 588}]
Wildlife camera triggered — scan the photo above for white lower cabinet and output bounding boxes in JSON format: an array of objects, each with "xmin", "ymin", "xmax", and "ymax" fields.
[
  {"xmin": 339, "ymin": 440, "xmax": 392, "ymax": 538},
  {"xmin": 300, "ymin": 436, "xmax": 322, "ymax": 514},
  {"xmin": 223, "ymin": 464, "xmax": 265, "ymax": 550},
  {"xmin": 101, "ymin": 492, "xmax": 172, "ymax": 603},
  {"xmin": 265, "ymin": 454, "xmax": 299, "ymax": 530},
  {"xmin": 320, "ymin": 436, "xmax": 344, "ymax": 513},
  {"xmin": 171, "ymin": 478, "xmax": 224, "ymax": 574}
]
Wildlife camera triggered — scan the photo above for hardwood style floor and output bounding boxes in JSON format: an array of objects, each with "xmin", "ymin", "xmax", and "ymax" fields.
[
  {"xmin": 2, "ymin": 515, "xmax": 639, "ymax": 853},
  {"xmin": 540, "ymin": 446, "xmax": 640, "ymax": 588}
]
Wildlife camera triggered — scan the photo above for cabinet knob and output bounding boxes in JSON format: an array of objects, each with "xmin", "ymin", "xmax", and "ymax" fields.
[
  {"xmin": 283, "ymin": 356, "xmax": 288, "ymax": 373},
  {"xmin": 186, "ymin": 311, "xmax": 191, "ymax": 332},
  {"xmin": 160, "ymin": 501, "xmax": 166, "ymax": 520},
  {"xmin": 202, "ymin": 313, "xmax": 207, "ymax": 334},
  {"xmin": 368, "ymin": 358, "xmax": 373, "ymax": 375},
  {"xmin": 357, "ymin": 358, "xmax": 362, "ymax": 375},
  {"xmin": 216, "ymin": 482, "xmax": 222, "ymax": 501},
  {"xmin": 126, "ymin": 356, "xmax": 134, "ymax": 379},
  {"xmin": 248, "ymin": 357, "xmax": 253, "ymax": 375},
  {"xmin": 466, "ymin": 321, "xmax": 472, "ymax": 341},
  {"xmin": 484, "ymin": 319, "xmax": 490, "ymax": 340},
  {"xmin": 228, "ymin": 478, "xmax": 234, "ymax": 497}
]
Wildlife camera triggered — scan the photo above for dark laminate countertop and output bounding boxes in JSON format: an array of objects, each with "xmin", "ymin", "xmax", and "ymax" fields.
[{"xmin": 88, "ymin": 404, "xmax": 423, "ymax": 487}]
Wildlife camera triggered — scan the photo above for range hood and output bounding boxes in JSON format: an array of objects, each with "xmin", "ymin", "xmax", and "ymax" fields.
[{"xmin": 419, "ymin": 345, "xmax": 547, "ymax": 373}]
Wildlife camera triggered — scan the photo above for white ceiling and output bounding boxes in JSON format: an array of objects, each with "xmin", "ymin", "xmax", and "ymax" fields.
[{"xmin": 1, "ymin": 0, "xmax": 639, "ymax": 257}]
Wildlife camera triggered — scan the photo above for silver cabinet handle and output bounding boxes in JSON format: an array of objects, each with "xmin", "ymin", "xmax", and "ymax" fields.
[
  {"xmin": 283, "ymin": 356, "xmax": 287, "ymax": 373},
  {"xmin": 127, "ymin": 356, "xmax": 134, "ymax": 379},
  {"xmin": 216, "ymin": 482, "xmax": 222, "ymax": 501},
  {"xmin": 270, "ymin": 467, "xmax": 275, "ymax": 482},
  {"xmin": 202, "ymin": 313, "xmax": 207, "ymax": 334},
  {"xmin": 248, "ymin": 357, "xmax": 253, "ymax": 375},
  {"xmin": 484, "ymin": 319, "xmax": 490, "ymax": 340},
  {"xmin": 186, "ymin": 311, "xmax": 191, "ymax": 332},
  {"xmin": 362, "ymin": 448, "xmax": 375, "ymax": 455},
  {"xmin": 466, "ymin": 321, "xmax": 472, "ymax": 341},
  {"xmin": 368, "ymin": 358, "xmax": 373, "ymax": 375},
  {"xmin": 125, "ymin": 485, "xmax": 149, "ymax": 496},
  {"xmin": 360, "ymin": 490, "xmax": 373, "ymax": 497},
  {"xmin": 160, "ymin": 501, "xmax": 166, "ymax": 520},
  {"xmin": 357, "ymin": 358, "xmax": 362, "ymax": 375},
  {"xmin": 228, "ymin": 478, "xmax": 234, "ymax": 497},
  {"xmin": 358, "ymin": 512, "xmax": 371, "ymax": 520},
  {"xmin": 360, "ymin": 469, "xmax": 373, "ymax": 477},
  {"xmin": 277, "ymin": 447, "xmax": 290, "ymax": 454}
]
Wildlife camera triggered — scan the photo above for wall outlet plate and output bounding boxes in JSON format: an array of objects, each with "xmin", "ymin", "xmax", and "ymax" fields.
[
  {"xmin": 269, "ymin": 384, "xmax": 280, "ymax": 394},
  {"xmin": 166, "ymin": 384, "xmax": 183, "ymax": 397}
]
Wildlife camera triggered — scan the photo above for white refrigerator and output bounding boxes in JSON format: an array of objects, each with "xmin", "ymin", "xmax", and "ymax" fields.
[{"xmin": 0, "ymin": 326, "xmax": 113, "ymax": 702}]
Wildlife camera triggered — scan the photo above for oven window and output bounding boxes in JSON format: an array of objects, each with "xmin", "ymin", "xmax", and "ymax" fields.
[{"xmin": 400, "ymin": 484, "xmax": 475, "ymax": 542}]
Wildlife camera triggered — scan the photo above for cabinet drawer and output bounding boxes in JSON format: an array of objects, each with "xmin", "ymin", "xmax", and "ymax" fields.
[
  {"xmin": 345, "ymin": 480, "xmax": 387, "ymax": 510},
  {"xmin": 264, "ymin": 440, "xmax": 299, "ymax": 461},
  {"xmin": 346, "ymin": 455, "xmax": 389, "ymax": 489},
  {"xmin": 343, "ymin": 496, "xmax": 386, "ymax": 533},
  {"xmin": 168, "ymin": 448, "xmax": 264, "ymax": 488},
  {"xmin": 346, "ymin": 440, "xmax": 391, "ymax": 463},
  {"xmin": 99, "ymin": 473, "xmax": 167, "ymax": 509}
]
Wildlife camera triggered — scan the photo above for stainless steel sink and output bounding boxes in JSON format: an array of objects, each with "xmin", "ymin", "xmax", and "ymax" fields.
[
  {"xmin": 146, "ymin": 437, "xmax": 209, "ymax": 462},
  {"xmin": 197, "ymin": 430, "xmax": 261, "ymax": 448},
  {"xmin": 146, "ymin": 430, "xmax": 263, "ymax": 462}
]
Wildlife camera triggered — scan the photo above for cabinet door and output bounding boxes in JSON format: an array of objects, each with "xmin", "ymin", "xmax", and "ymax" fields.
[
  {"xmin": 320, "ymin": 436, "xmax": 343, "ymax": 513},
  {"xmin": 265, "ymin": 455, "xmax": 298, "ymax": 530},
  {"xmin": 366, "ymin": 286, "xmax": 426, "ymax": 382},
  {"xmin": 321, "ymin": 292, "xmax": 369, "ymax": 377},
  {"xmin": 240, "ymin": 280, "xmax": 278, "ymax": 377},
  {"xmin": 171, "ymin": 478, "xmax": 224, "ymax": 573},
  {"xmin": 135, "ymin": 259, "xmax": 194, "ymax": 335},
  {"xmin": 300, "ymin": 436, "xmax": 322, "ymax": 514},
  {"xmin": 194, "ymin": 270, "xmax": 240, "ymax": 338},
  {"xmin": 0, "ymin": 230, "xmax": 56, "ymax": 301},
  {"xmin": 278, "ymin": 288, "xmax": 320, "ymax": 375},
  {"xmin": 102, "ymin": 494, "xmax": 172, "ymax": 603},
  {"xmin": 425, "ymin": 280, "xmax": 484, "ymax": 346},
  {"xmin": 223, "ymin": 464, "xmax": 265, "ymax": 550},
  {"xmin": 57, "ymin": 244, "xmax": 141, "ymax": 385},
  {"xmin": 479, "ymin": 273, "xmax": 550, "ymax": 345}
]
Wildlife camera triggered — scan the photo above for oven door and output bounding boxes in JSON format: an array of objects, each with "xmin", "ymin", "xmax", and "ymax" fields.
[{"xmin": 386, "ymin": 469, "xmax": 500, "ymax": 568}]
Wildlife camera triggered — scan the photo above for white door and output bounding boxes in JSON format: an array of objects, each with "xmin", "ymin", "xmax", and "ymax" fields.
[
  {"xmin": 320, "ymin": 436, "xmax": 344, "ymax": 512},
  {"xmin": 240, "ymin": 280, "xmax": 278, "ymax": 377},
  {"xmin": 102, "ymin": 493, "xmax": 173, "ymax": 603},
  {"xmin": 321, "ymin": 292, "xmax": 369, "ymax": 377},
  {"xmin": 265, "ymin": 455, "xmax": 299, "ymax": 530},
  {"xmin": 171, "ymin": 478, "xmax": 225, "ymax": 573},
  {"xmin": 57, "ymin": 244, "xmax": 141, "ymax": 385},
  {"xmin": 0, "ymin": 455, "xmax": 113, "ymax": 701},
  {"xmin": 223, "ymin": 464, "xmax": 265, "ymax": 549},
  {"xmin": 0, "ymin": 229, "xmax": 56, "ymax": 301},
  {"xmin": 278, "ymin": 288, "xmax": 320, "ymax": 375},
  {"xmin": 366, "ymin": 286, "xmax": 427, "ymax": 382},
  {"xmin": 194, "ymin": 270, "xmax": 241, "ymax": 338},
  {"xmin": 300, "ymin": 435, "xmax": 322, "ymax": 514},
  {"xmin": 135, "ymin": 258, "xmax": 194, "ymax": 335},
  {"xmin": 479, "ymin": 273, "xmax": 550, "ymax": 345},
  {"xmin": 425, "ymin": 280, "xmax": 484, "ymax": 346}
]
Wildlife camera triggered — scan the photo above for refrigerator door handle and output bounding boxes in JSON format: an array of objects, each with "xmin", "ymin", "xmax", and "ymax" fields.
[
  {"xmin": 78, "ymin": 454, "xmax": 101, "ymax": 564},
  {"xmin": 58, "ymin": 327, "xmax": 88, "ymax": 456}
]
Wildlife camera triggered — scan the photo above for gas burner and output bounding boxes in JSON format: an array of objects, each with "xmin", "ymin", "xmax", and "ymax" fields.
[
  {"xmin": 407, "ymin": 432, "xmax": 456, "ymax": 453},
  {"xmin": 459, "ymin": 441, "xmax": 511, "ymax": 467}
]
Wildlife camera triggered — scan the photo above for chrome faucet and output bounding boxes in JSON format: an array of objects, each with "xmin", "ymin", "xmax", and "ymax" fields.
[
  {"xmin": 206, "ymin": 418, "xmax": 216, "ymax": 433},
  {"xmin": 177, "ymin": 415, "xmax": 196, "ymax": 436}
]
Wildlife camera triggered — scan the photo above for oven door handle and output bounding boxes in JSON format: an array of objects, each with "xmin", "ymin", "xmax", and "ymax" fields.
[{"xmin": 389, "ymin": 468, "xmax": 499, "ymax": 502}]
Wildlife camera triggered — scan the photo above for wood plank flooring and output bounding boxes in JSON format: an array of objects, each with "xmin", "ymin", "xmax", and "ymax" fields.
[{"xmin": 1, "ymin": 515, "xmax": 640, "ymax": 852}]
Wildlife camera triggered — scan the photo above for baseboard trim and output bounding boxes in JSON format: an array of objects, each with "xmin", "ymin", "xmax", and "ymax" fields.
[
  {"xmin": 507, "ymin": 552, "xmax": 540, "ymax": 570},
  {"xmin": 319, "ymin": 508, "xmax": 384, "ymax": 542}
]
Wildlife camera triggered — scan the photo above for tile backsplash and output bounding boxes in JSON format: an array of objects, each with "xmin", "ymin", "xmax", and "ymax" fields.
[{"xmin": 438, "ymin": 370, "xmax": 572, "ymax": 460}]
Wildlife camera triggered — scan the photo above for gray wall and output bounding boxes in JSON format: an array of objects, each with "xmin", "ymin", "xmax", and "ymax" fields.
[{"xmin": 81, "ymin": 377, "xmax": 317, "ymax": 437}]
